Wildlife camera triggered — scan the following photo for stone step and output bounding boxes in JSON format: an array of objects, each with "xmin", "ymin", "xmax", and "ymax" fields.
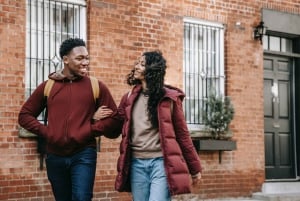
[
  {"xmin": 252, "ymin": 192, "xmax": 300, "ymax": 201},
  {"xmin": 261, "ymin": 182, "xmax": 300, "ymax": 194},
  {"xmin": 251, "ymin": 182, "xmax": 300, "ymax": 201}
]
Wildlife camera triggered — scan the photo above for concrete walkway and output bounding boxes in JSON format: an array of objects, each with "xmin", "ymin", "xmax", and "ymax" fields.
[
  {"xmin": 172, "ymin": 195, "xmax": 300, "ymax": 201},
  {"xmin": 172, "ymin": 182, "xmax": 300, "ymax": 201}
]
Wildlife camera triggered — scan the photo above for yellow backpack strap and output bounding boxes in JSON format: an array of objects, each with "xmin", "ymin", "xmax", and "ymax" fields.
[
  {"xmin": 44, "ymin": 79, "xmax": 55, "ymax": 97},
  {"xmin": 89, "ymin": 76, "xmax": 101, "ymax": 152},
  {"xmin": 39, "ymin": 79, "xmax": 54, "ymax": 170},
  {"xmin": 89, "ymin": 76, "xmax": 100, "ymax": 102}
]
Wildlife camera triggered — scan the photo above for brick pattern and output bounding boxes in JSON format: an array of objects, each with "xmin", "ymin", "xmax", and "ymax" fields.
[{"xmin": 1, "ymin": 0, "xmax": 299, "ymax": 200}]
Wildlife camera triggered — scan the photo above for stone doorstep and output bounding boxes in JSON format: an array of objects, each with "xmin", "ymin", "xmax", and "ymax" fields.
[
  {"xmin": 251, "ymin": 182, "xmax": 300, "ymax": 201},
  {"xmin": 252, "ymin": 192, "xmax": 300, "ymax": 201},
  {"xmin": 261, "ymin": 182, "xmax": 300, "ymax": 194}
]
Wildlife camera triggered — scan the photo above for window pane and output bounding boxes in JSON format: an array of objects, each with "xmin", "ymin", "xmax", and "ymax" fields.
[
  {"xmin": 263, "ymin": 35, "xmax": 268, "ymax": 50},
  {"xmin": 281, "ymin": 38, "xmax": 292, "ymax": 52},
  {"xmin": 269, "ymin": 36, "xmax": 280, "ymax": 51}
]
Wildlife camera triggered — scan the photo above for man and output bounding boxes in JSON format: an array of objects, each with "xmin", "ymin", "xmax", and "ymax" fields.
[{"xmin": 18, "ymin": 38, "xmax": 121, "ymax": 201}]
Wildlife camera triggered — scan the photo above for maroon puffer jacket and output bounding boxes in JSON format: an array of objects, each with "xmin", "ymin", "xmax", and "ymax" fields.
[{"xmin": 115, "ymin": 84, "xmax": 202, "ymax": 196}]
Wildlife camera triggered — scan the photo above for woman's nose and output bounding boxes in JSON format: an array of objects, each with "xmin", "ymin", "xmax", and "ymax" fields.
[{"xmin": 135, "ymin": 63, "xmax": 140, "ymax": 70}]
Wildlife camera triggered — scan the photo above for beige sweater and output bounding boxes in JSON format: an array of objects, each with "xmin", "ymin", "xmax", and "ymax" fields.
[{"xmin": 130, "ymin": 94, "xmax": 163, "ymax": 158}]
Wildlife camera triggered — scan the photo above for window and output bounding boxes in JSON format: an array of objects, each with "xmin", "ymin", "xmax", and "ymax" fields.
[
  {"xmin": 26, "ymin": 0, "xmax": 86, "ymax": 97},
  {"xmin": 183, "ymin": 18, "xmax": 225, "ymax": 131},
  {"xmin": 25, "ymin": 0, "xmax": 86, "ymax": 121}
]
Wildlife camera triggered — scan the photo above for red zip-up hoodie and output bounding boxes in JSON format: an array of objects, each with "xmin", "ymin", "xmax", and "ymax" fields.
[{"xmin": 18, "ymin": 71, "xmax": 122, "ymax": 156}]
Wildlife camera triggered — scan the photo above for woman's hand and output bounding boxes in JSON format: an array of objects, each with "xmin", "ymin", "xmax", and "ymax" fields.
[
  {"xmin": 93, "ymin": 106, "xmax": 113, "ymax": 121},
  {"xmin": 191, "ymin": 172, "xmax": 201, "ymax": 185}
]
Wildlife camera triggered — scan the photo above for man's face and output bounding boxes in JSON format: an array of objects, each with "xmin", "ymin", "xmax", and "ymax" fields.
[{"xmin": 63, "ymin": 46, "xmax": 89, "ymax": 77}]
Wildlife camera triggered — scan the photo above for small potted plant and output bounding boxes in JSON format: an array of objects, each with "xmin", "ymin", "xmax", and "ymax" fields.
[
  {"xmin": 194, "ymin": 93, "xmax": 236, "ymax": 155},
  {"xmin": 203, "ymin": 93, "xmax": 235, "ymax": 140}
]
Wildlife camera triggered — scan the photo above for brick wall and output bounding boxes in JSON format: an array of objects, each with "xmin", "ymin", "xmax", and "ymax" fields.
[{"xmin": 1, "ymin": 0, "xmax": 300, "ymax": 200}]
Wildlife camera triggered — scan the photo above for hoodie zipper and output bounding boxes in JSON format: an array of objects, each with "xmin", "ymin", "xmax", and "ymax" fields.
[{"xmin": 64, "ymin": 80, "xmax": 72, "ymax": 143}]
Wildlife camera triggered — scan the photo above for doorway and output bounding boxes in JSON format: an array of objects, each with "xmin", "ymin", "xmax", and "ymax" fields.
[{"xmin": 263, "ymin": 54, "xmax": 297, "ymax": 180}]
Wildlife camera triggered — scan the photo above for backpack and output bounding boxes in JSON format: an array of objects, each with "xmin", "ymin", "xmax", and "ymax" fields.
[{"xmin": 38, "ymin": 76, "xmax": 101, "ymax": 170}]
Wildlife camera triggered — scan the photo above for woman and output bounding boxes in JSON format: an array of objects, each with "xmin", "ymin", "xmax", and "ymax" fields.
[{"xmin": 95, "ymin": 50, "xmax": 202, "ymax": 201}]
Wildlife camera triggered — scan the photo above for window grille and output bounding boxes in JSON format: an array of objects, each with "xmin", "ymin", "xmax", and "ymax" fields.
[
  {"xmin": 183, "ymin": 19, "xmax": 225, "ymax": 131},
  {"xmin": 26, "ymin": 0, "xmax": 86, "ymax": 121}
]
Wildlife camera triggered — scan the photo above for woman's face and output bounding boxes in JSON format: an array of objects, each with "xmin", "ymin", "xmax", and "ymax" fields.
[{"xmin": 134, "ymin": 55, "xmax": 146, "ymax": 81}]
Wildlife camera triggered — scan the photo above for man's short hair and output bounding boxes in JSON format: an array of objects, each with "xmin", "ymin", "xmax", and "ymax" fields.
[{"xmin": 59, "ymin": 38, "xmax": 86, "ymax": 59}]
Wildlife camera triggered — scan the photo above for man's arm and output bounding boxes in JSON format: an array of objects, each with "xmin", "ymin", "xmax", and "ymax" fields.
[
  {"xmin": 18, "ymin": 82, "xmax": 48, "ymax": 137},
  {"xmin": 91, "ymin": 81, "xmax": 123, "ymax": 138}
]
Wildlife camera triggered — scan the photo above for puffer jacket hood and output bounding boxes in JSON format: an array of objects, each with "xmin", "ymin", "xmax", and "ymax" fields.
[{"xmin": 164, "ymin": 84, "xmax": 185, "ymax": 101}]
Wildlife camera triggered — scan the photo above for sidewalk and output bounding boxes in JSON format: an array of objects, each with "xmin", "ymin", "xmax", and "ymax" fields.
[
  {"xmin": 172, "ymin": 182, "xmax": 300, "ymax": 201},
  {"xmin": 172, "ymin": 194, "xmax": 300, "ymax": 201},
  {"xmin": 172, "ymin": 195, "xmax": 260, "ymax": 201}
]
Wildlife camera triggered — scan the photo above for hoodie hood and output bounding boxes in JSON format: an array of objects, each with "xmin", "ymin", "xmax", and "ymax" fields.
[{"xmin": 48, "ymin": 69, "xmax": 83, "ymax": 82}]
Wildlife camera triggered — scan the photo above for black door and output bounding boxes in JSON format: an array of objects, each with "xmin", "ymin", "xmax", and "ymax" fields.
[{"xmin": 264, "ymin": 55, "xmax": 296, "ymax": 179}]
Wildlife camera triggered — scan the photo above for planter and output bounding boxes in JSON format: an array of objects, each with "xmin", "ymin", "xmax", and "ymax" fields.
[
  {"xmin": 195, "ymin": 139, "xmax": 236, "ymax": 151},
  {"xmin": 192, "ymin": 139, "xmax": 237, "ymax": 163}
]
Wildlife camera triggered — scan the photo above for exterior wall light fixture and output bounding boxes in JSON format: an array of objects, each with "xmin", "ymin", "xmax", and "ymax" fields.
[{"xmin": 253, "ymin": 21, "xmax": 267, "ymax": 44}]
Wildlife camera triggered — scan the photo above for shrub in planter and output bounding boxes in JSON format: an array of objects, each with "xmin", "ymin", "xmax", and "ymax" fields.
[{"xmin": 203, "ymin": 93, "xmax": 235, "ymax": 140}]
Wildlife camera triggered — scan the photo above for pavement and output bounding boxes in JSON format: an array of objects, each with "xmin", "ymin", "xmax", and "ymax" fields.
[
  {"xmin": 171, "ymin": 182, "xmax": 300, "ymax": 201},
  {"xmin": 172, "ymin": 195, "xmax": 300, "ymax": 201}
]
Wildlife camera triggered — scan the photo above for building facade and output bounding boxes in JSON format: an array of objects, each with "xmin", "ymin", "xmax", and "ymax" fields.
[{"xmin": 0, "ymin": 0, "xmax": 299, "ymax": 200}]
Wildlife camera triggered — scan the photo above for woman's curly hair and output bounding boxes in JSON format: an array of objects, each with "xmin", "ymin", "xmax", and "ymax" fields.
[{"xmin": 126, "ymin": 50, "xmax": 167, "ymax": 128}]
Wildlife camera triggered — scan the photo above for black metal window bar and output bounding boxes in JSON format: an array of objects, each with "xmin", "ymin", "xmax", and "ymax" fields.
[
  {"xmin": 26, "ymin": 0, "xmax": 86, "ymax": 121},
  {"xmin": 183, "ymin": 21, "xmax": 225, "ymax": 130}
]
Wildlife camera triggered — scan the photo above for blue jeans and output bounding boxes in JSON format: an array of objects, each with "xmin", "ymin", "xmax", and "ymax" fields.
[
  {"xmin": 130, "ymin": 157, "xmax": 171, "ymax": 201},
  {"xmin": 46, "ymin": 147, "xmax": 97, "ymax": 201}
]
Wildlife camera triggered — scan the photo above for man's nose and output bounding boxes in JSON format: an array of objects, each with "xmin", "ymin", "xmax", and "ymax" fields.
[{"xmin": 82, "ymin": 59, "xmax": 89, "ymax": 65}]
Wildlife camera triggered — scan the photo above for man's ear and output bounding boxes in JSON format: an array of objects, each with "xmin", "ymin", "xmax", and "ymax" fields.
[{"xmin": 63, "ymin": 55, "xmax": 69, "ymax": 64}]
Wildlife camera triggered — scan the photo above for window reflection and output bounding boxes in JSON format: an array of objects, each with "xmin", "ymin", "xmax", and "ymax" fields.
[{"xmin": 281, "ymin": 38, "xmax": 292, "ymax": 52}]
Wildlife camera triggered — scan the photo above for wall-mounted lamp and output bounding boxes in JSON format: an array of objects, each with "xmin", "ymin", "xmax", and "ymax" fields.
[{"xmin": 253, "ymin": 21, "xmax": 267, "ymax": 44}]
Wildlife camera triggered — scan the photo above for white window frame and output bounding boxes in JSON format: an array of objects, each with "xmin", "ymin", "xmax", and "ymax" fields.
[{"xmin": 183, "ymin": 18, "xmax": 225, "ymax": 131}]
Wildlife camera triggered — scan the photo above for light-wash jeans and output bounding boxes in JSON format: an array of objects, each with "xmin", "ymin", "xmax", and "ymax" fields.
[{"xmin": 130, "ymin": 157, "xmax": 171, "ymax": 201}]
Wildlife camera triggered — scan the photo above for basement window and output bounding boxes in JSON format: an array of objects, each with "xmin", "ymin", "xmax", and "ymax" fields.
[{"xmin": 183, "ymin": 18, "xmax": 225, "ymax": 132}]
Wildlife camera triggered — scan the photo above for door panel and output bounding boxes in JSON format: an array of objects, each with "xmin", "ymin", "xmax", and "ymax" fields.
[{"xmin": 264, "ymin": 55, "xmax": 295, "ymax": 179}]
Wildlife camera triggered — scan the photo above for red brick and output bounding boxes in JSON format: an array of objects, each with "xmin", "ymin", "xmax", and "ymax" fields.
[{"xmin": 1, "ymin": 0, "xmax": 299, "ymax": 200}]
